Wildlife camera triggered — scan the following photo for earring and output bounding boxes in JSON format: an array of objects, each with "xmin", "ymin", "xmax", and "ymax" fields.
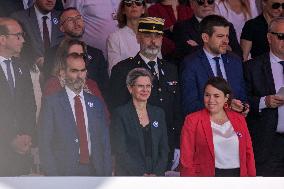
[{"xmin": 224, "ymin": 102, "xmax": 229, "ymax": 109}]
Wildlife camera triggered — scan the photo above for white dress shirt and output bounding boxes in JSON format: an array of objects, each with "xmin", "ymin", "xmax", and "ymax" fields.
[
  {"xmin": 34, "ymin": 5, "xmax": 52, "ymax": 40},
  {"xmin": 211, "ymin": 121, "xmax": 240, "ymax": 169},
  {"xmin": 203, "ymin": 48, "xmax": 227, "ymax": 80},
  {"xmin": 0, "ymin": 56, "xmax": 15, "ymax": 87},
  {"xmin": 65, "ymin": 86, "xmax": 91, "ymax": 154},
  {"xmin": 107, "ymin": 26, "xmax": 140, "ymax": 75}
]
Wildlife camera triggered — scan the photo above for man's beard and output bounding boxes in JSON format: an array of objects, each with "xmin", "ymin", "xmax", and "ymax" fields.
[
  {"xmin": 67, "ymin": 28, "xmax": 85, "ymax": 39},
  {"xmin": 65, "ymin": 77, "xmax": 85, "ymax": 94},
  {"xmin": 142, "ymin": 46, "xmax": 160, "ymax": 57}
]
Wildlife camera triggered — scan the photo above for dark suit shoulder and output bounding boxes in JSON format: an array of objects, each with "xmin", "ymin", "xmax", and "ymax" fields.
[
  {"xmin": 86, "ymin": 45, "xmax": 104, "ymax": 56},
  {"xmin": 245, "ymin": 53, "xmax": 269, "ymax": 68}
]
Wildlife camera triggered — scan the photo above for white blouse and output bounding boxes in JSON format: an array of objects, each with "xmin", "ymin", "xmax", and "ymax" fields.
[
  {"xmin": 107, "ymin": 26, "xmax": 140, "ymax": 75},
  {"xmin": 211, "ymin": 121, "xmax": 240, "ymax": 169},
  {"xmin": 215, "ymin": 0, "xmax": 259, "ymax": 43}
]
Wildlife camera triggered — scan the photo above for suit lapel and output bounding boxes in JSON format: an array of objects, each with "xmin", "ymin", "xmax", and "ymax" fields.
[
  {"xmin": 262, "ymin": 54, "xmax": 276, "ymax": 94},
  {"xmin": 199, "ymin": 49, "xmax": 214, "ymax": 77},
  {"xmin": 222, "ymin": 54, "xmax": 233, "ymax": 82},
  {"xmin": 28, "ymin": 7, "xmax": 44, "ymax": 52},
  {"xmin": 128, "ymin": 101, "xmax": 146, "ymax": 156},
  {"xmin": 59, "ymin": 90, "xmax": 77, "ymax": 127},
  {"xmin": 0, "ymin": 62, "xmax": 10, "ymax": 93},
  {"xmin": 201, "ymin": 109, "xmax": 215, "ymax": 159}
]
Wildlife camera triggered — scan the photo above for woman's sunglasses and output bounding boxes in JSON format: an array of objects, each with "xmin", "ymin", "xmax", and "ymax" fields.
[
  {"xmin": 271, "ymin": 2, "xmax": 284, "ymax": 9},
  {"xmin": 195, "ymin": 0, "xmax": 215, "ymax": 6},
  {"xmin": 124, "ymin": 0, "xmax": 144, "ymax": 7}
]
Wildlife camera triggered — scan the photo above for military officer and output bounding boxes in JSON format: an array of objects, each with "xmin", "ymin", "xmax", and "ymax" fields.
[{"xmin": 108, "ymin": 17, "xmax": 182, "ymax": 170}]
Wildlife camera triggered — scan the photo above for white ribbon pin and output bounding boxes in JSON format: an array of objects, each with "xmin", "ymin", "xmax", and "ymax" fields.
[
  {"xmin": 53, "ymin": 18, "xmax": 58, "ymax": 25},
  {"xmin": 153, "ymin": 121, "xmax": 159, "ymax": 128},
  {"xmin": 88, "ymin": 102, "xmax": 94, "ymax": 108}
]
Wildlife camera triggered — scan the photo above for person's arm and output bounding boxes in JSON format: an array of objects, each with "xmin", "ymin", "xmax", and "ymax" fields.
[
  {"xmin": 240, "ymin": 39, "xmax": 252, "ymax": 61},
  {"xmin": 106, "ymin": 33, "xmax": 121, "ymax": 76},
  {"xmin": 180, "ymin": 115, "xmax": 196, "ymax": 176}
]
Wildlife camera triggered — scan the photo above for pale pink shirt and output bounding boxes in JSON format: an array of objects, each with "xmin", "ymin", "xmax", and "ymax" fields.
[{"xmin": 215, "ymin": 0, "xmax": 259, "ymax": 43}]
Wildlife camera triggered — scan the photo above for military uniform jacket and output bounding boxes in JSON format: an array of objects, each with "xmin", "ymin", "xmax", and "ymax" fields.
[{"xmin": 108, "ymin": 53, "xmax": 182, "ymax": 149}]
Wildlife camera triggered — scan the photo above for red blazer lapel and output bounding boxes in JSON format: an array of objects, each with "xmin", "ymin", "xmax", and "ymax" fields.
[{"xmin": 201, "ymin": 109, "xmax": 215, "ymax": 159}]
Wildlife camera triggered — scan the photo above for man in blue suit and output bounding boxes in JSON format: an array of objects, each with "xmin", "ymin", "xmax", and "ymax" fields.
[
  {"xmin": 39, "ymin": 53, "xmax": 111, "ymax": 176},
  {"xmin": 181, "ymin": 15, "xmax": 247, "ymax": 116}
]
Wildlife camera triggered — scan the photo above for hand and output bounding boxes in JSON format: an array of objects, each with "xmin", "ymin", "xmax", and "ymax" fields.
[
  {"xmin": 11, "ymin": 134, "xmax": 32, "ymax": 155},
  {"xmin": 171, "ymin": 148, "xmax": 180, "ymax": 171},
  {"xmin": 231, "ymin": 99, "xmax": 250, "ymax": 115},
  {"xmin": 35, "ymin": 57, "xmax": 44, "ymax": 68},
  {"xmin": 265, "ymin": 95, "xmax": 284, "ymax": 108},
  {"xmin": 186, "ymin": 39, "xmax": 198, "ymax": 46}
]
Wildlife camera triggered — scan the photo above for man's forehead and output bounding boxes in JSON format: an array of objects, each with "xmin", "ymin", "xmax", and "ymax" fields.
[{"xmin": 62, "ymin": 10, "xmax": 81, "ymax": 19}]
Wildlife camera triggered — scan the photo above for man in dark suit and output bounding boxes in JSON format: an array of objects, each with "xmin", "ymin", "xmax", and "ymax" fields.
[
  {"xmin": 244, "ymin": 17, "xmax": 284, "ymax": 176},
  {"xmin": 39, "ymin": 53, "xmax": 112, "ymax": 176},
  {"xmin": 0, "ymin": 0, "xmax": 25, "ymax": 17},
  {"xmin": 0, "ymin": 18, "xmax": 36, "ymax": 176},
  {"xmin": 173, "ymin": 0, "xmax": 242, "ymax": 60},
  {"xmin": 109, "ymin": 17, "xmax": 183, "ymax": 170},
  {"xmin": 11, "ymin": 0, "xmax": 63, "ymax": 68},
  {"xmin": 181, "ymin": 15, "xmax": 247, "ymax": 116},
  {"xmin": 43, "ymin": 7, "xmax": 109, "ymax": 96}
]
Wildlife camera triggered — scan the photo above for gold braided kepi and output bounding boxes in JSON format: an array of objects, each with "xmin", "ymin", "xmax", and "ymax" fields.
[{"xmin": 138, "ymin": 17, "xmax": 165, "ymax": 34}]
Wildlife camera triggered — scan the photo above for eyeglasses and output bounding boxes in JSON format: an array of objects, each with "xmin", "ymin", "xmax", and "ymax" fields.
[
  {"xmin": 4, "ymin": 32, "xmax": 25, "ymax": 40},
  {"xmin": 270, "ymin": 32, "xmax": 284, "ymax": 40},
  {"xmin": 124, "ymin": 0, "xmax": 144, "ymax": 7},
  {"xmin": 61, "ymin": 15, "xmax": 83, "ymax": 25},
  {"xmin": 195, "ymin": 0, "xmax": 215, "ymax": 6},
  {"xmin": 271, "ymin": 2, "xmax": 284, "ymax": 9},
  {"xmin": 132, "ymin": 84, "xmax": 153, "ymax": 90}
]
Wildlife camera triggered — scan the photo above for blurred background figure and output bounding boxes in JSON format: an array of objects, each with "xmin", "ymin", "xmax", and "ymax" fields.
[
  {"xmin": 215, "ymin": 0, "xmax": 259, "ymax": 43},
  {"xmin": 241, "ymin": 0, "xmax": 284, "ymax": 61},
  {"xmin": 107, "ymin": 0, "xmax": 147, "ymax": 75},
  {"xmin": 148, "ymin": 0, "xmax": 193, "ymax": 61},
  {"xmin": 63, "ymin": 0, "xmax": 120, "ymax": 58},
  {"xmin": 180, "ymin": 77, "xmax": 256, "ymax": 177},
  {"xmin": 0, "ymin": 18, "xmax": 36, "ymax": 176},
  {"xmin": 111, "ymin": 68, "xmax": 169, "ymax": 176}
]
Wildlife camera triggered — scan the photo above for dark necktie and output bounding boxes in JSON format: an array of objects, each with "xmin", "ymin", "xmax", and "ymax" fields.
[
  {"xmin": 3, "ymin": 60, "xmax": 14, "ymax": 95},
  {"xmin": 279, "ymin": 61, "xmax": 284, "ymax": 73},
  {"xmin": 74, "ymin": 95, "xmax": 90, "ymax": 164},
  {"xmin": 42, "ymin": 16, "xmax": 51, "ymax": 50},
  {"xmin": 148, "ymin": 61, "xmax": 158, "ymax": 79},
  {"xmin": 27, "ymin": 0, "xmax": 34, "ymax": 8},
  {"xmin": 213, "ymin": 57, "xmax": 223, "ymax": 78}
]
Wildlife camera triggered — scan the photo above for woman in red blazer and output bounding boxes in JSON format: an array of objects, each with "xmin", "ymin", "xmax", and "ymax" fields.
[{"xmin": 180, "ymin": 77, "xmax": 256, "ymax": 176}]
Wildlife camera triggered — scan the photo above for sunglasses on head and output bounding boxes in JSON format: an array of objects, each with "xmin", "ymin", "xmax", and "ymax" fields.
[
  {"xmin": 271, "ymin": 2, "xmax": 284, "ymax": 9},
  {"xmin": 124, "ymin": 0, "xmax": 144, "ymax": 7},
  {"xmin": 270, "ymin": 32, "xmax": 284, "ymax": 40},
  {"xmin": 195, "ymin": 0, "xmax": 215, "ymax": 6}
]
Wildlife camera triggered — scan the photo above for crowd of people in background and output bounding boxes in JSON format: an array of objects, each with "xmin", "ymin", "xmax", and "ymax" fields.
[{"xmin": 0, "ymin": 0, "xmax": 284, "ymax": 177}]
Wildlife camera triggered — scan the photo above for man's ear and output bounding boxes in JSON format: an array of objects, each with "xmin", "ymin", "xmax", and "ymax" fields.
[{"xmin": 201, "ymin": 33, "xmax": 209, "ymax": 43}]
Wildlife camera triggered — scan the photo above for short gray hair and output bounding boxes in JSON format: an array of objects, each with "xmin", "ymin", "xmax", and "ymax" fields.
[
  {"xmin": 126, "ymin": 68, "xmax": 153, "ymax": 86},
  {"xmin": 268, "ymin": 17, "xmax": 284, "ymax": 32}
]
